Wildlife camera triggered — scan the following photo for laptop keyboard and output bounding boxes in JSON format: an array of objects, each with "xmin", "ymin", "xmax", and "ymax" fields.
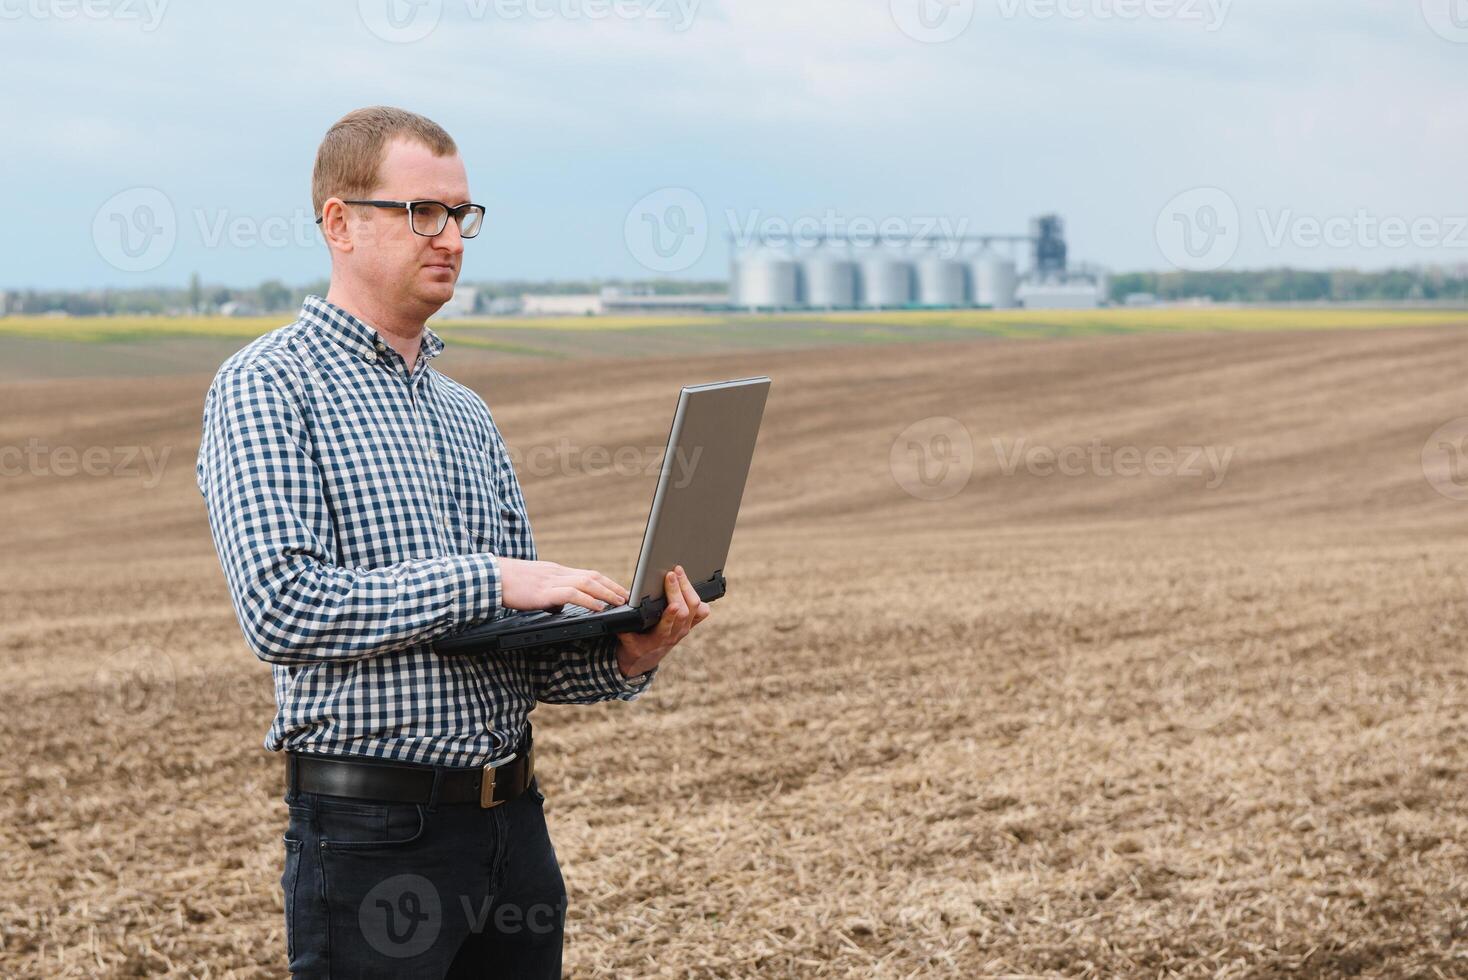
[
  {"xmin": 507, "ymin": 602, "xmax": 619, "ymax": 624},
  {"xmin": 562, "ymin": 602, "xmax": 634, "ymax": 618}
]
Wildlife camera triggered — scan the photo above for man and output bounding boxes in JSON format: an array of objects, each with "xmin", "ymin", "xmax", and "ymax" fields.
[{"xmin": 195, "ymin": 106, "xmax": 708, "ymax": 978}]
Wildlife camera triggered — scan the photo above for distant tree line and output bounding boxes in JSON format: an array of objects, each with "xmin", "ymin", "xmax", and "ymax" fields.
[
  {"xmin": 1, "ymin": 277, "xmax": 330, "ymax": 317},
  {"xmin": 7, "ymin": 270, "xmax": 1464, "ymax": 316},
  {"xmin": 1, "ymin": 277, "xmax": 729, "ymax": 316},
  {"xmin": 1109, "ymin": 268, "xmax": 1468, "ymax": 304}
]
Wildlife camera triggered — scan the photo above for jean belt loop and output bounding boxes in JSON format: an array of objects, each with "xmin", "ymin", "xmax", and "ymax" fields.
[{"xmin": 426, "ymin": 765, "xmax": 444, "ymax": 813}]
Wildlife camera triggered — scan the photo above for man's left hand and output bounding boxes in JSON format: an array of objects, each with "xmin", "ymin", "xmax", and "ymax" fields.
[{"xmin": 614, "ymin": 565, "xmax": 709, "ymax": 678}]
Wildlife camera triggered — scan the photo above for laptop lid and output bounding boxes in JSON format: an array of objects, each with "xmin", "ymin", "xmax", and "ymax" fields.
[{"xmin": 628, "ymin": 377, "xmax": 771, "ymax": 606}]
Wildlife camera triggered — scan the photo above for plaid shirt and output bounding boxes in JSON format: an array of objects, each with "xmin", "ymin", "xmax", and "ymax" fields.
[{"xmin": 196, "ymin": 295, "xmax": 653, "ymax": 768}]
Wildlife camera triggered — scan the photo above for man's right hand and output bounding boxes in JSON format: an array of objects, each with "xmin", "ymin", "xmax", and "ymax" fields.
[{"xmin": 495, "ymin": 557, "xmax": 630, "ymax": 613}]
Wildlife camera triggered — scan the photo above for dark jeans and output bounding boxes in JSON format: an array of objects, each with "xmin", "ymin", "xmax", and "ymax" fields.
[{"xmin": 280, "ymin": 764, "xmax": 566, "ymax": 978}]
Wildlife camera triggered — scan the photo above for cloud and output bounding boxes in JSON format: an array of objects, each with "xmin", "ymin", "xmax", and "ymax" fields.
[{"xmin": 2, "ymin": 0, "xmax": 1465, "ymax": 286}]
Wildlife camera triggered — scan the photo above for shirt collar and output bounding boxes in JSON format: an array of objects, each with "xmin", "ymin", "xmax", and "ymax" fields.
[{"xmin": 300, "ymin": 295, "xmax": 445, "ymax": 367}]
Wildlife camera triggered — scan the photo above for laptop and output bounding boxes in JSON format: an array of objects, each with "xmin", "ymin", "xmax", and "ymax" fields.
[{"xmin": 435, "ymin": 376, "xmax": 771, "ymax": 657}]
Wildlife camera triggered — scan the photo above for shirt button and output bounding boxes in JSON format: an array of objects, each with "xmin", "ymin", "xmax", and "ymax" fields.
[{"xmin": 364, "ymin": 351, "xmax": 377, "ymax": 363}]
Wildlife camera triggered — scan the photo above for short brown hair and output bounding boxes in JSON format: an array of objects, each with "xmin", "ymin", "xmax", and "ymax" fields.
[{"xmin": 312, "ymin": 106, "xmax": 457, "ymax": 219}]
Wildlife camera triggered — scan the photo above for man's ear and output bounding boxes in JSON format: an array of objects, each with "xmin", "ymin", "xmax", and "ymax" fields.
[{"xmin": 319, "ymin": 198, "xmax": 354, "ymax": 254}]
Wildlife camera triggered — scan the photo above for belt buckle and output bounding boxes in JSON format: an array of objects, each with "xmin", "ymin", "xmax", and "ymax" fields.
[{"xmin": 480, "ymin": 752, "xmax": 516, "ymax": 809}]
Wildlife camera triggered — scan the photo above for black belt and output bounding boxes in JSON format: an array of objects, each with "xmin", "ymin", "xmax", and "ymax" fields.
[{"xmin": 286, "ymin": 733, "xmax": 535, "ymax": 809}]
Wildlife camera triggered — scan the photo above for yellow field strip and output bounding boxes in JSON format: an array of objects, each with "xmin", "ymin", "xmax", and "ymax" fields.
[{"xmin": 0, "ymin": 307, "xmax": 1462, "ymax": 343}]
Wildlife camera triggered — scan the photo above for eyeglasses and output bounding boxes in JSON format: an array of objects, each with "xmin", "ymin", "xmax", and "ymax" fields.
[{"xmin": 316, "ymin": 199, "xmax": 486, "ymax": 238}]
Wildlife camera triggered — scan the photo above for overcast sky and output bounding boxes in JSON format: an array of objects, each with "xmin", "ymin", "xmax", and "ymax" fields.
[{"xmin": 4, "ymin": 0, "xmax": 1465, "ymax": 289}]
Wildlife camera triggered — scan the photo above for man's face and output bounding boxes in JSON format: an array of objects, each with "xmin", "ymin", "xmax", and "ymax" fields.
[{"xmin": 343, "ymin": 137, "xmax": 470, "ymax": 316}]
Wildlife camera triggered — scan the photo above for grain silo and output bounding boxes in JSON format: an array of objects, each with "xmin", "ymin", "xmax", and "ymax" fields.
[
  {"xmin": 733, "ymin": 253, "xmax": 798, "ymax": 310},
  {"xmin": 857, "ymin": 256, "xmax": 913, "ymax": 309},
  {"xmin": 915, "ymin": 256, "xmax": 968, "ymax": 308},
  {"xmin": 972, "ymin": 253, "xmax": 1018, "ymax": 309},
  {"xmin": 800, "ymin": 254, "xmax": 858, "ymax": 309}
]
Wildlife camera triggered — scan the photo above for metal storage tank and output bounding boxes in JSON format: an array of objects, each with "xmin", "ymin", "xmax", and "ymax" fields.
[
  {"xmin": 800, "ymin": 255, "xmax": 857, "ymax": 309},
  {"xmin": 733, "ymin": 254, "xmax": 798, "ymax": 310},
  {"xmin": 916, "ymin": 256, "xmax": 968, "ymax": 307},
  {"xmin": 857, "ymin": 257, "xmax": 913, "ymax": 308},
  {"xmin": 972, "ymin": 253, "xmax": 1018, "ymax": 309}
]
